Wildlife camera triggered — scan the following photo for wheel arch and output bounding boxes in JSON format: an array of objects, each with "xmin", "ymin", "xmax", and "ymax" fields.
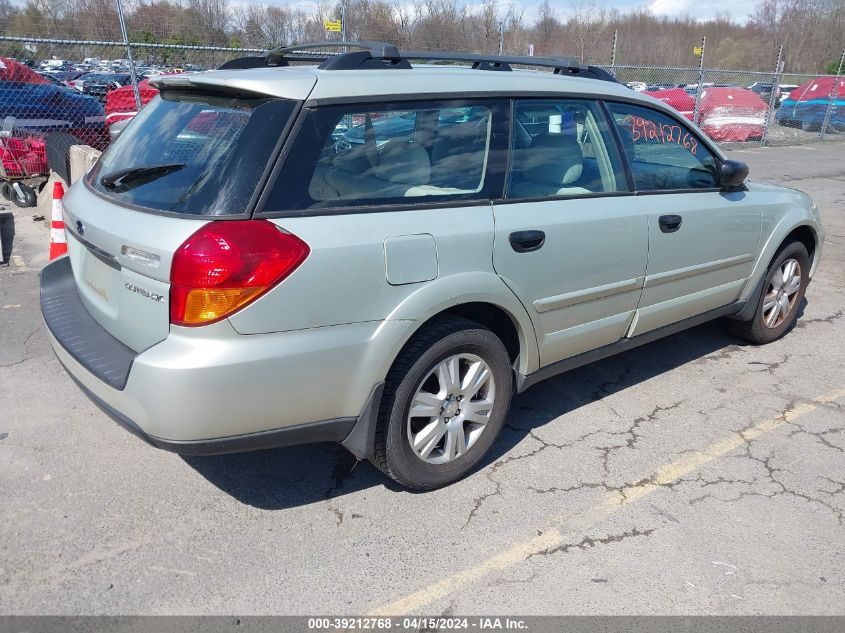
[
  {"xmin": 380, "ymin": 272, "xmax": 541, "ymax": 379},
  {"xmin": 784, "ymin": 224, "xmax": 817, "ymax": 267},
  {"xmin": 734, "ymin": 218, "xmax": 820, "ymax": 322}
]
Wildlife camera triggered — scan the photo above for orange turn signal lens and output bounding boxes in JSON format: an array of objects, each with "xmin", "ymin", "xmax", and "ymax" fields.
[{"xmin": 179, "ymin": 287, "xmax": 264, "ymax": 325}]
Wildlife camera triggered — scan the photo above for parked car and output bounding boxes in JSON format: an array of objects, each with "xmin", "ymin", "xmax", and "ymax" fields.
[
  {"xmin": 644, "ymin": 87, "xmax": 695, "ymax": 119},
  {"xmin": 748, "ymin": 81, "xmax": 779, "ymax": 104},
  {"xmin": 698, "ymin": 87, "xmax": 769, "ymax": 142},
  {"xmin": 41, "ymin": 43, "xmax": 823, "ymax": 490},
  {"xmin": 104, "ymin": 78, "xmax": 159, "ymax": 127},
  {"xmin": 775, "ymin": 76, "xmax": 845, "ymax": 133},
  {"xmin": 34, "ymin": 71, "xmax": 67, "ymax": 86},
  {"xmin": 778, "ymin": 84, "xmax": 799, "ymax": 105},
  {"xmin": 41, "ymin": 69, "xmax": 87, "ymax": 86},
  {"xmin": 79, "ymin": 72, "xmax": 133, "ymax": 101},
  {"xmin": 644, "ymin": 87, "xmax": 767, "ymax": 142},
  {"xmin": 38, "ymin": 59, "xmax": 71, "ymax": 71},
  {"xmin": 626, "ymin": 81, "xmax": 647, "ymax": 92},
  {"xmin": 0, "ymin": 57, "xmax": 108, "ymax": 150}
]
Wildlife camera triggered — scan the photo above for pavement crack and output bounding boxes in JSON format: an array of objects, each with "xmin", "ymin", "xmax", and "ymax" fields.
[
  {"xmin": 463, "ymin": 431, "xmax": 572, "ymax": 529},
  {"xmin": 696, "ymin": 345, "xmax": 742, "ymax": 363},
  {"xmin": 796, "ymin": 309, "xmax": 844, "ymax": 329},
  {"xmin": 747, "ymin": 354, "xmax": 789, "ymax": 374},
  {"xmin": 527, "ymin": 527, "xmax": 655, "ymax": 560},
  {"xmin": 786, "ymin": 423, "xmax": 844, "ymax": 454},
  {"xmin": 624, "ymin": 402, "xmax": 683, "ymax": 449}
]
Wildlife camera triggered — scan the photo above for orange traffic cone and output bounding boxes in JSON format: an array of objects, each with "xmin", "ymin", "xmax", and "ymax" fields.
[{"xmin": 49, "ymin": 181, "xmax": 68, "ymax": 260}]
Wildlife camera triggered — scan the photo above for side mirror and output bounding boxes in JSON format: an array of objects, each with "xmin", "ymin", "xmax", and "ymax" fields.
[{"xmin": 720, "ymin": 159, "xmax": 749, "ymax": 189}]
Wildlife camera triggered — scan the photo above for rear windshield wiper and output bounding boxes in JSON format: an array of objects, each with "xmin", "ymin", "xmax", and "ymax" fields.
[{"xmin": 100, "ymin": 163, "xmax": 186, "ymax": 191}]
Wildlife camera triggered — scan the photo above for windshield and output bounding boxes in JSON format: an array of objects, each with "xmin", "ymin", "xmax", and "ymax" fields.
[{"xmin": 88, "ymin": 91, "xmax": 297, "ymax": 216}]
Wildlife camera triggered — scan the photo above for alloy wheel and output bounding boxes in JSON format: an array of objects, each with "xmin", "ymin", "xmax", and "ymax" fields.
[
  {"xmin": 406, "ymin": 353, "xmax": 496, "ymax": 465},
  {"xmin": 762, "ymin": 258, "xmax": 802, "ymax": 328}
]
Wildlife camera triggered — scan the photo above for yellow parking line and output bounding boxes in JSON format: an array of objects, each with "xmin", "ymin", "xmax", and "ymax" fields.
[{"xmin": 371, "ymin": 387, "xmax": 845, "ymax": 616}]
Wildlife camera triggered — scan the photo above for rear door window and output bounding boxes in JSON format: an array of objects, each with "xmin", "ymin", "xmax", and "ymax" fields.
[
  {"xmin": 88, "ymin": 91, "xmax": 297, "ymax": 216},
  {"xmin": 605, "ymin": 102, "xmax": 720, "ymax": 191},
  {"xmin": 507, "ymin": 99, "xmax": 629, "ymax": 199},
  {"xmin": 263, "ymin": 99, "xmax": 509, "ymax": 213}
]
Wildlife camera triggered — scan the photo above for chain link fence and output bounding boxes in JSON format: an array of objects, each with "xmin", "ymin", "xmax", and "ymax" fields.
[{"xmin": 1, "ymin": 31, "xmax": 843, "ymax": 186}]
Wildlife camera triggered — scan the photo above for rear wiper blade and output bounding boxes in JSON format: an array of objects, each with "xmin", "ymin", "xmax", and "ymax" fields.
[{"xmin": 100, "ymin": 163, "xmax": 185, "ymax": 191}]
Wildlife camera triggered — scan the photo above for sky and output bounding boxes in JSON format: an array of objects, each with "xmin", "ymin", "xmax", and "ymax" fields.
[{"xmin": 256, "ymin": 0, "xmax": 761, "ymax": 24}]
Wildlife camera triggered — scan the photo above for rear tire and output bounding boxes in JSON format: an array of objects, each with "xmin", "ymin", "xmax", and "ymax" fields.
[
  {"xmin": 726, "ymin": 240, "xmax": 810, "ymax": 344},
  {"xmin": 0, "ymin": 182, "xmax": 12, "ymax": 201},
  {"xmin": 371, "ymin": 316, "xmax": 513, "ymax": 490}
]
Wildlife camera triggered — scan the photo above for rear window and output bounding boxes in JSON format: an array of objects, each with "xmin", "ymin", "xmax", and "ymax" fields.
[{"xmin": 88, "ymin": 91, "xmax": 297, "ymax": 216}]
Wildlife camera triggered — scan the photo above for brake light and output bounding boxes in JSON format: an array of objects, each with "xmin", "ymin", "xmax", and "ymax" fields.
[{"xmin": 170, "ymin": 220, "xmax": 309, "ymax": 327}]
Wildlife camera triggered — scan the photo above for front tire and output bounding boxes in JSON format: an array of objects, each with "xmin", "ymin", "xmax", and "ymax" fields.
[
  {"xmin": 727, "ymin": 240, "xmax": 810, "ymax": 344},
  {"xmin": 372, "ymin": 316, "xmax": 513, "ymax": 490}
]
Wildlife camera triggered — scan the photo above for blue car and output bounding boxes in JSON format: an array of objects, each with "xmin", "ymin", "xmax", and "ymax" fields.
[
  {"xmin": 0, "ymin": 58, "xmax": 108, "ymax": 149},
  {"xmin": 775, "ymin": 76, "xmax": 845, "ymax": 133}
]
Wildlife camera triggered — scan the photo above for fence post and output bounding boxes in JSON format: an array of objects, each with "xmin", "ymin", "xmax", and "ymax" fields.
[
  {"xmin": 761, "ymin": 44, "xmax": 784, "ymax": 147},
  {"xmin": 692, "ymin": 37, "xmax": 706, "ymax": 126},
  {"xmin": 115, "ymin": 0, "xmax": 140, "ymax": 111},
  {"xmin": 498, "ymin": 21, "xmax": 504, "ymax": 55},
  {"xmin": 341, "ymin": 0, "xmax": 347, "ymax": 50},
  {"xmin": 820, "ymin": 48, "xmax": 845, "ymax": 140},
  {"xmin": 610, "ymin": 29, "xmax": 618, "ymax": 78}
]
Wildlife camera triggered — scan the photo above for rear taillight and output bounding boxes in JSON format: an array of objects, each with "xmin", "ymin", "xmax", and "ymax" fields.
[{"xmin": 170, "ymin": 220, "xmax": 309, "ymax": 327}]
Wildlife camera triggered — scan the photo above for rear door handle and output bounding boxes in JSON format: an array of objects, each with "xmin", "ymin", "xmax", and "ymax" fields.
[
  {"xmin": 509, "ymin": 230, "xmax": 546, "ymax": 253},
  {"xmin": 659, "ymin": 215, "xmax": 683, "ymax": 233}
]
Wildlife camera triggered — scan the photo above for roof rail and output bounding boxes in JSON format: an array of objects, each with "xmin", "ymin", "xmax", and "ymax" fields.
[
  {"xmin": 217, "ymin": 41, "xmax": 618, "ymax": 83},
  {"xmin": 403, "ymin": 51, "xmax": 617, "ymax": 82}
]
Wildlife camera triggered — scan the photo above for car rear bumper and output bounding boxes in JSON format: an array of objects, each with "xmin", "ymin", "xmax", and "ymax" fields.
[{"xmin": 41, "ymin": 256, "xmax": 405, "ymax": 455}]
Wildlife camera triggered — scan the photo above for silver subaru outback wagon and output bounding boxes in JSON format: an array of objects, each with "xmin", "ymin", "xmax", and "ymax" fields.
[{"xmin": 41, "ymin": 42, "xmax": 823, "ymax": 490}]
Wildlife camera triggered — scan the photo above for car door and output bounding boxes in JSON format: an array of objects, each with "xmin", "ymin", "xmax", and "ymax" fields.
[
  {"xmin": 605, "ymin": 101, "xmax": 762, "ymax": 336},
  {"xmin": 492, "ymin": 98, "xmax": 648, "ymax": 367}
]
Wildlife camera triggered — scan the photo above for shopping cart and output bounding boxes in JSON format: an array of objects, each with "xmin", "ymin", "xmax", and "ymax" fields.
[{"xmin": 0, "ymin": 118, "xmax": 48, "ymax": 208}]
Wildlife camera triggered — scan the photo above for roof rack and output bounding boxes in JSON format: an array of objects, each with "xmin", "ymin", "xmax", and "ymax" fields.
[{"xmin": 217, "ymin": 40, "xmax": 618, "ymax": 83}]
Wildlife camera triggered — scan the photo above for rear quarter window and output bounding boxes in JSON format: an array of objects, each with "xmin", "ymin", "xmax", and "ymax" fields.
[
  {"xmin": 262, "ymin": 99, "xmax": 509, "ymax": 214},
  {"xmin": 88, "ymin": 91, "xmax": 297, "ymax": 216}
]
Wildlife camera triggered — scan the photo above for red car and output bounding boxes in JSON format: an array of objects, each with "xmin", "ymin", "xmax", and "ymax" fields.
[
  {"xmin": 645, "ymin": 87, "xmax": 768, "ymax": 142},
  {"xmin": 105, "ymin": 79, "xmax": 160, "ymax": 126}
]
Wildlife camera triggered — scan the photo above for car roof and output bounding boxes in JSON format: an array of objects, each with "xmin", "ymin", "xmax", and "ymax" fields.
[{"xmin": 152, "ymin": 63, "xmax": 642, "ymax": 104}]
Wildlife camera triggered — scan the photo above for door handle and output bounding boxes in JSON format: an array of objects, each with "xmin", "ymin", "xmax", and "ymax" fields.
[
  {"xmin": 659, "ymin": 215, "xmax": 682, "ymax": 233},
  {"xmin": 509, "ymin": 230, "xmax": 546, "ymax": 253}
]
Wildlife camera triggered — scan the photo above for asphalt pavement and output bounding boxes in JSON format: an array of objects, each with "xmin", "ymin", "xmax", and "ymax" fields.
[{"xmin": 1, "ymin": 141, "xmax": 844, "ymax": 615}]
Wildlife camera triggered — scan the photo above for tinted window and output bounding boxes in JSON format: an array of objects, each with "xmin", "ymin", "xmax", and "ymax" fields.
[
  {"xmin": 265, "ymin": 100, "xmax": 508, "ymax": 212},
  {"xmin": 507, "ymin": 99, "xmax": 628, "ymax": 199},
  {"xmin": 606, "ymin": 102, "xmax": 720, "ymax": 191},
  {"xmin": 88, "ymin": 91, "xmax": 296, "ymax": 216}
]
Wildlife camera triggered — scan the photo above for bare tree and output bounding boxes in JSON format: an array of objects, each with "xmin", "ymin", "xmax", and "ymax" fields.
[{"xmin": 567, "ymin": 0, "xmax": 609, "ymax": 62}]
